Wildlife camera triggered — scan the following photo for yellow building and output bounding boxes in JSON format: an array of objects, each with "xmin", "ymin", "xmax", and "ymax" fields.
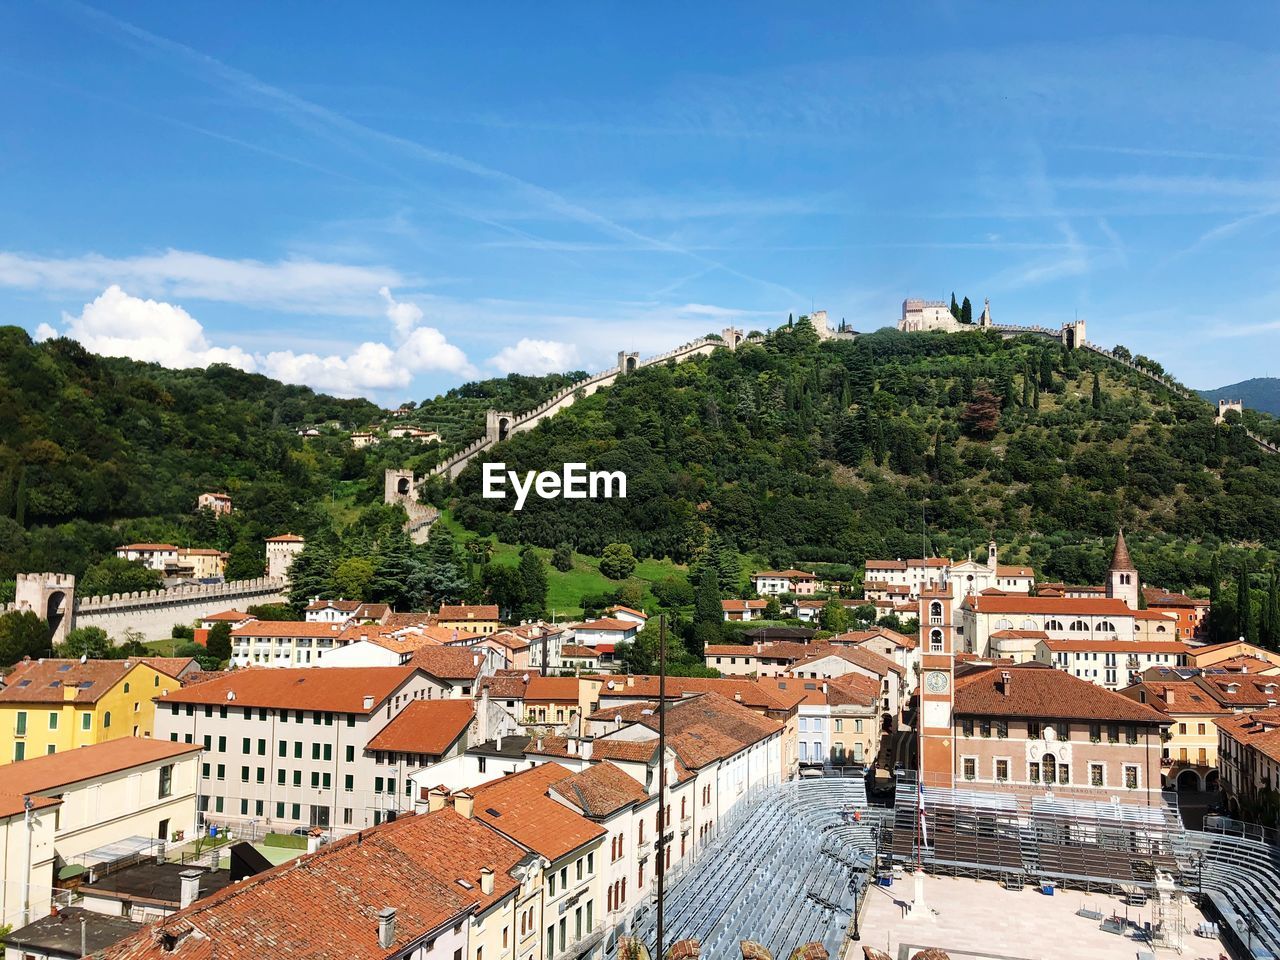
[
  {"xmin": 437, "ymin": 604, "xmax": 502, "ymax": 635},
  {"xmin": 0, "ymin": 659, "xmax": 182, "ymax": 764},
  {"xmin": 1120, "ymin": 677, "xmax": 1229, "ymax": 792}
]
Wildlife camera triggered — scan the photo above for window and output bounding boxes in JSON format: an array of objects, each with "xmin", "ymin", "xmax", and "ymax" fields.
[
  {"xmin": 345, "ymin": 745, "xmax": 355, "ymax": 763},
  {"xmin": 13, "ymin": 743, "xmax": 24, "ymax": 762},
  {"xmin": 217, "ymin": 763, "xmax": 225, "ymax": 780},
  {"xmin": 103, "ymin": 711, "xmax": 112, "ymax": 729},
  {"xmin": 961, "ymin": 718, "xmax": 974, "ymax": 737},
  {"xmin": 962, "ymin": 757, "xmax": 976, "ymax": 780},
  {"xmin": 81, "ymin": 713, "xmax": 91, "ymax": 731},
  {"xmin": 345, "ymin": 774, "xmax": 354, "ymax": 792},
  {"xmin": 293, "ymin": 770, "xmax": 302, "ymax": 787},
  {"xmin": 241, "ymin": 766, "xmax": 250, "ymax": 782},
  {"xmin": 995, "ymin": 759, "xmax": 1008, "ymax": 782},
  {"xmin": 1029, "ymin": 761, "xmax": 1041, "ymax": 783},
  {"xmin": 834, "ymin": 719, "xmax": 843, "ymax": 733},
  {"xmin": 979, "ymin": 719, "xmax": 991, "ymax": 738},
  {"xmin": 1027, "ymin": 720, "xmax": 1042, "ymax": 739},
  {"xmin": 276, "ymin": 802, "xmax": 285, "ymax": 818},
  {"xmin": 48, "ymin": 712, "xmax": 58, "ymax": 730},
  {"xmin": 159, "ymin": 764, "xmax": 174, "ymax": 798},
  {"xmin": 1068, "ymin": 620, "xmax": 1089, "ymax": 632},
  {"xmin": 995, "ymin": 720, "xmax": 1008, "ymax": 739},
  {"xmin": 278, "ymin": 769, "xmax": 287, "ymax": 786},
  {"xmin": 15, "ymin": 711, "xmax": 26, "ymax": 735},
  {"xmin": 1089, "ymin": 763, "xmax": 1104, "ymax": 786},
  {"xmin": 1124, "ymin": 765, "xmax": 1139, "ymax": 789},
  {"xmin": 218, "ymin": 735, "xmax": 226, "ymax": 752}
]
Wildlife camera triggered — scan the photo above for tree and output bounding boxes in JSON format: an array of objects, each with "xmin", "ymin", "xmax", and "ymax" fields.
[
  {"xmin": 949, "ymin": 293, "xmax": 960, "ymax": 321},
  {"xmin": 960, "ymin": 296, "xmax": 973, "ymax": 325},
  {"xmin": 286, "ymin": 544, "xmax": 334, "ymax": 612},
  {"xmin": 819, "ymin": 598, "xmax": 847, "ymax": 633},
  {"xmin": 56, "ymin": 626, "xmax": 112, "ymax": 659},
  {"xmin": 691, "ymin": 566, "xmax": 722, "ymax": 651},
  {"xmin": 206, "ymin": 621, "xmax": 232, "ymax": 664},
  {"xmin": 1092, "ymin": 372, "xmax": 1103, "ymax": 411},
  {"xmin": 482, "ymin": 564, "xmax": 526, "ymax": 622},
  {"xmin": 960, "ymin": 388, "xmax": 1002, "ymax": 439},
  {"xmin": 764, "ymin": 596, "xmax": 782, "ymax": 619},
  {"xmin": 79, "ymin": 557, "xmax": 162, "ymax": 597},
  {"xmin": 517, "ymin": 549, "xmax": 549, "ymax": 621},
  {"xmin": 616, "ymin": 621, "xmax": 687, "ymax": 675},
  {"xmin": 1038, "ymin": 351, "xmax": 1055, "ymax": 390},
  {"xmin": 332, "ymin": 557, "xmax": 376, "ymax": 599},
  {"xmin": 369, "ymin": 534, "xmax": 424, "ymax": 610},
  {"xmin": 600, "ymin": 543, "xmax": 637, "ymax": 580},
  {"xmin": 422, "ymin": 528, "xmax": 470, "ymax": 605},
  {"xmin": 552, "ymin": 542, "xmax": 574, "ymax": 572},
  {"xmin": 0, "ymin": 610, "xmax": 50, "ymax": 667}
]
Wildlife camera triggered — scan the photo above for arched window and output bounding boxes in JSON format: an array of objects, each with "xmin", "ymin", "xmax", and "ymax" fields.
[
  {"xmin": 1045, "ymin": 619, "xmax": 1064, "ymax": 631},
  {"xmin": 1096, "ymin": 620, "xmax": 1116, "ymax": 633},
  {"xmin": 929, "ymin": 630, "xmax": 943, "ymax": 652},
  {"xmin": 103, "ymin": 711, "xmax": 112, "ymax": 729},
  {"xmin": 995, "ymin": 619, "xmax": 1013, "ymax": 631},
  {"xmin": 1042, "ymin": 753, "xmax": 1056, "ymax": 784},
  {"xmin": 1156, "ymin": 625, "xmax": 1167, "ymax": 633},
  {"xmin": 1020, "ymin": 620, "xmax": 1037, "ymax": 631},
  {"xmin": 123, "ymin": 682, "xmax": 130, "ymax": 694},
  {"xmin": 1068, "ymin": 620, "xmax": 1089, "ymax": 632},
  {"xmin": 930, "ymin": 601, "xmax": 942, "ymax": 619}
]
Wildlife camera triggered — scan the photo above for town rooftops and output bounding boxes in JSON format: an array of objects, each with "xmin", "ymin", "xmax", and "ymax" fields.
[
  {"xmin": 527, "ymin": 736, "xmax": 660, "ymax": 764},
  {"xmin": 155, "ymin": 666, "xmax": 419, "ymax": 713},
  {"xmin": 954, "ymin": 664, "xmax": 1168, "ymax": 724},
  {"xmin": 631, "ymin": 692, "xmax": 783, "ymax": 769},
  {"xmin": 721, "ymin": 600, "xmax": 768, "ymax": 613},
  {"xmin": 366, "ymin": 700, "xmax": 475, "ymax": 755},
  {"xmin": 561, "ymin": 644, "xmax": 600, "ymax": 658},
  {"xmin": 202, "ymin": 609, "xmax": 254, "ymax": 622},
  {"xmin": 4, "ymin": 907, "xmax": 141, "ymax": 958},
  {"xmin": 305, "ymin": 599, "xmax": 361, "ymax": 613},
  {"xmin": 1119, "ymin": 680, "xmax": 1229, "ymax": 716},
  {"xmin": 99, "ymin": 808, "xmax": 526, "ymax": 960},
  {"xmin": 604, "ymin": 605, "xmax": 648, "ymax": 619},
  {"xmin": 550, "ymin": 762, "xmax": 650, "ymax": 818},
  {"xmin": 0, "ymin": 658, "xmax": 153, "ymax": 704},
  {"xmin": 989, "ymin": 629, "xmax": 1050, "ymax": 641},
  {"xmin": 962, "ymin": 595, "xmax": 1136, "ymax": 616},
  {"xmin": 0, "ymin": 738, "xmax": 200, "ymax": 797},
  {"xmin": 117, "ymin": 542, "xmax": 178, "ymax": 551},
  {"xmin": 1110, "ymin": 529, "xmax": 1136, "ymax": 572},
  {"xmin": 595, "ymin": 674, "xmax": 804, "ymax": 712},
  {"xmin": 140, "ymin": 657, "xmax": 201, "ymax": 678},
  {"xmin": 524, "ymin": 676, "xmax": 583, "ymax": 702},
  {"xmin": 1217, "ymin": 708, "xmax": 1280, "ymax": 764},
  {"xmin": 1142, "ymin": 586, "xmax": 1201, "ymax": 608},
  {"xmin": 479, "ymin": 673, "xmax": 531, "ymax": 699},
  {"xmin": 472, "ymin": 762, "xmax": 605, "ymax": 861},
  {"xmin": 996, "ymin": 565, "xmax": 1035, "ymax": 577},
  {"xmin": 438, "ymin": 604, "xmax": 500, "ymax": 621},
  {"xmin": 791, "ymin": 645, "xmax": 905, "ymax": 677}
]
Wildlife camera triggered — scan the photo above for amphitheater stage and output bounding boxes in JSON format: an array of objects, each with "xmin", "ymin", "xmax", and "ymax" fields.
[{"xmin": 856, "ymin": 873, "xmax": 1225, "ymax": 960}]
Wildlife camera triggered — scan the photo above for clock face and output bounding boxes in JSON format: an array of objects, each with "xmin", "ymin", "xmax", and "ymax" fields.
[{"xmin": 925, "ymin": 670, "xmax": 950, "ymax": 694}]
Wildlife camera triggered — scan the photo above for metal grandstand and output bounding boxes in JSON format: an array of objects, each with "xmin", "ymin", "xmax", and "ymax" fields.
[{"xmin": 602, "ymin": 771, "xmax": 1280, "ymax": 960}]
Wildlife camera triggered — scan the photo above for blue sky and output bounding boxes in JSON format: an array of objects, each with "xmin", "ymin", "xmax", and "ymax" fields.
[{"xmin": 3, "ymin": 2, "xmax": 1279, "ymax": 402}]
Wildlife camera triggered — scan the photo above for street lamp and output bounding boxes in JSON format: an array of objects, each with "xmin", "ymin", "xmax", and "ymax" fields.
[
  {"xmin": 849, "ymin": 874, "xmax": 862, "ymax": 941},
  {"xmin": 1190, "ymin": 851, "xmax": 1205, "ymax": 904}
]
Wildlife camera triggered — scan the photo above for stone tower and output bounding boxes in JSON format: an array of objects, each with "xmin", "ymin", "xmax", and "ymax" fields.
[
  {"xmin": 14, "ymin": 573, "xmax": 76, "ymax": 645},
  {"xmin": 979, "ymin": 298, "xmax": 992, "ymax": 328},
  {"xmin": 987, "ymin": 539, "xmax": 998, "ymax": 572},
  {"xmin": 1105, "ymin": 529, "xmax": 1140, "ymax": 609},
  {"xmin": 917, "ymin": 582, "xmax": 957, "ymax": 786},
  {"xmin": 385, "ymin": 468, "xmax": 416, "ymax": 505},
  {"xmin": 265, "ymin": 534, "xmax": 305, "ymax": 582}
]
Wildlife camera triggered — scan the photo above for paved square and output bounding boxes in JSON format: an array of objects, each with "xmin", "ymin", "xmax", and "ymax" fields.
[{"xmin": 851, "ymin": 873, "xmax": 1227, "ymax": 960}]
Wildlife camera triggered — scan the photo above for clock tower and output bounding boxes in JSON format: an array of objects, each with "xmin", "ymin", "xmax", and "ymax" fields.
[{"xmin": 918, "ymin": 581, "xmax": 956, "ymax": 786}]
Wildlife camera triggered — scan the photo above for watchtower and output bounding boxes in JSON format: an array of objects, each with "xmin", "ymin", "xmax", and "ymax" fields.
[
  {"xmin": 485, "ymin": 410, "xmax": 515, "ymax": 443},
  {"xmin": 385, "ymin": 468, "xmax": 416, "ymax": 504},
  {"xmin": 14, "ymin": 573, "xmax": 76, "ymax": 645},
  {"xmin": 617, "ymin": 351, "xmax": 640, "ymax": 375},
  {"xmin": 721, "ymin": 327, "xmax": 744, "ymax": 350},
  {"xmin": 1062, "ymin": 318, "xmax": 1087, "ymax": 349},
  {"xmin": 1216, "ymin": 398, "xmax": 1244, "ymax": 424}
]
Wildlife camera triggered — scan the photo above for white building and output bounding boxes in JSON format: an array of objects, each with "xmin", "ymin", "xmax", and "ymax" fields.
[
  {"xmin": 114, "ymin": 543, "xmax": 179, "ymax": 572},
  {"xmin": 265, "ymin": 533, "xmax": 305, "ymax": 580},
  {"xmin": 1037, "ymin": 639, "xmax": 1191, "ymax": 690}
]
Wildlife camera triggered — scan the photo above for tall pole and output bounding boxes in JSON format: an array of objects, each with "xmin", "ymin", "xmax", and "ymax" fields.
[
  {"xmin": 655, "ymin": 613, "xmax": 668, "ymax": 960},
  {"xmin": 22, "ymin": 795, "xmax": 33, "ymax": 926}
]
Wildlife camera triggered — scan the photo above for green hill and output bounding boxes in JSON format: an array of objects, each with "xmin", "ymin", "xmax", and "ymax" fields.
[{"xmin": 1201, "ymin": 378, "xmax": 1280, "ymax": 416}]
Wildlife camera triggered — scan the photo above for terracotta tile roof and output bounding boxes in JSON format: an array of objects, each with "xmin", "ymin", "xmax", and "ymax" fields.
[
  {"xmin": 1109, "ymin": 529, "xmax": 1136, "ymax": 572},
  {"xmin": 265, "ymin": 533, "xmax": 304, "ymax": 542},
  {"xmin": 117, "ymin": 542, "xmax": 178, "ymax": 551},
  {"xmin": 633, "ymin": 692, "xmax": 783, "ymax": 769},
  {"xmin": 753, "ymin": 569, "xmax": 816, "ymax": 579},
  {"xmin": 354, "ymin": 603, "xmax": 390, "ymax": 619},
  {"xmin": 2, "ymin": 737, "xmax": 200, "ymax": 795},
  {"xmin": 525, "ymin": 676, "xmax": 582, "ymax": 702},
  {"xmin": 604, "ymin": 605, "xmax": 648, "ymax": 619},
  {"xmin": 0, "ymin": 659, "xmax": 148, "ymax": 704},
  {"xmin": 1119, "ymin": 681, "xmax": 1229, "ymax": 716},
  {"xmin": 1142, "ymin": 587, "xmax": 1199, "ymax": 608},
  {"xmin": 230, "ymin": 621, "xmax": 346, "ymax": 638},
  {"xmin": 383, "ymin": 612, "xmax": 439, "ymax": 629},
  {"xmin": 721, "ymin": 600, "xmax": 768, "ymax": 612},
  {"xmin": 1198, "ymin": 674, "xmax": 1280, "ymax": 706},
  {"xmin": 486, "ymin": 631, "xmax": 531, "ymax": 651},
  {"xmin": 0, "ymin": 791, "xmax": 60, "ymax": 821},
  {"xmin": 824, "ymin": 674, "xmax": 882, "ymax": 707},
  {"xmin": 596, "ymin": 675, "xmax": 804, "ymax": 711},
  {"xmin": 963, "ymin": 595, "xmax": 1135, "ymax": 616},
  {"xmin": 527, "ymin": 735, "xmax": 659, "ymax": 763},
  {"xmin": 1213, "ymin": 655, "xmax": 1279, "ymax": 674},
  {"xmin": 305, "ymin": 599, "xmax": 362, "ymax": 612},
  {"xmin": 1041, "ymin": 639, "xmax": 1189, "ymax": 654},
  {"xmin": 100, "ymin": 808, "xmax": 524, "ymax": 960},
  {"xmin": 865, "ymin": 560, "xmax": 908, "ymax": 570},
  {"xmin": 479, "ymin": 674, "xmax": 530, "ymax": 699},
  {"xmin": 438, "ymin": 604, "xmax": 500, "ymax": 621},
  {"xmin": 996, "ymin": 565, "xmax": 1035, "ymax": 577},
  {"xmin": 561, "ymin": 645, "xmax": 599, "ymax": 658},
  {"xmin": 574, "ymin": 618, "xmax": 638, "ymax": 631},
  {"xmin": 989, "ymin": 629, "xmax": 1050, "ymax": 641},
  {"xmin": 409, "ymin": 647, "xmax": 485, "ymax": 682},
  {"xmin": 755, "ymin": 677, "xmax": 829, "ymax": 706},
  {"xmin": 586, "ymin": 701, "xmax": 663, "ymax": 724},
  {"xmin": 140, "ymin": 657, "xmax": 200, "ymax": 677},
  {"xmin": 791, "ymin": 645, "xmax": 905, "ymax": 677},
  {"xmin": 366, "ymin": 700, "xmax": 474, "ymax": 755},
  {"xmin": 156, "ymin": 666, "xmax": 417, "ymax": 713},
  {"xmin": 1218, "ymin": 708, "xmax": 1280, "ymax": 764},
  {"xmin": 179, "ymin": 547, "xmax": 227, "ymax": 557},
  {"xmin": 1133, "ymin": 609, "xmax": 1178, "ymax": 622},
  {"xmin": 831, "ymin": 627, "xmax": 918, "ymax": 650},
  {"xmin": 472, "ymin": 763, "xmax": 604, "ymax": 860},
  {"xmin": 202, "ymin": 610, "xmax": 253, "ymax": 622},
  {"xmin": 954, "ymin": 664, "xmax": 1167, "ymax": 724},
  {"xmin": 550, "ymin": 761, "xmax": 651, "ymax": 818}
]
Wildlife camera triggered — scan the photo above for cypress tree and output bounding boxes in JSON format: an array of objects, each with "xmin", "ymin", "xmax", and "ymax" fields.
[
  {"xmin": 961, "ymin": 296, "xmax": 973, "ymax": 325},
  {"xmin": 1238, "ymin": 559, "xmax": 1255, "ymax": 643},
  {"xmin": 1039, "ymin": 351, "xmax": 1054, "ymax": 390},
  {"xmin": 950, "ymin": 293, "xmax": 960, "ymax": 321},
  {"xmin": 1092, "ymin": 371, "xmax": 1102, "ymax": 410},
  {"xmin": 1032, "ymin": 380, "xmax": 1040, "ymax": 409}
]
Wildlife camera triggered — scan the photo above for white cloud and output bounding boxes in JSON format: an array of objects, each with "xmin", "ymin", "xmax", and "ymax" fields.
[
  {"xmin": 380, "ymin": 285, "xmax": 424, "ymax": 337},
  {"xmin": 0, "ymin": 249, "xmax": 406, "ymax": 316},
  {"xmin": 488, "ymin": 338, "xmax": 581, "ymax": 375},
  {"xmin": 43, "ymin": 285, "xmax": 473, "ymax": 399},
  {"xmin": 58, "ymin": 285, "xmax": 257, "ymax": 371}
]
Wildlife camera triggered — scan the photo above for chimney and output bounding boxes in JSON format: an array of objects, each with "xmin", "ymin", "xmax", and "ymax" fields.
[
  {"xmin": 307, "ymin": 832, "xmax": 322, "ymax": 854},
  {"xmin": 428, "ymin": 787, "xmax": 448, "ymax": 813},
  {"xmin": 1165, "ymin": 689, "xmax": 1174, "ymax": 705},
  {"xmin": 378, "ymin": 907, "xmax": 397, "ymax": 949},
  {"xmin": 473, "ymin": 653, "xmax": 481, "ymax": 667},
  {"xmin": 581, "ymin": 739, "xmax": 593, "ymax": 761},
  {"xmin": 626, "ymin": 675, "xmax": 635, "ymax": 688},
  {"xmin": 480, "ymin": 868, "xmax": 495, "ymax": 895},
  {"xmin": 454, "ymin": 791, "xmax": 474, "ymax": 819},
  {"xmin": 363, "ymin": 695, "xmax": 374, "ymax": 711},
  {"xmin": 536, "ymin": 737, "xmax": 544, "ymax": 751},
  {"xmin": 1000, "ymin": 671, "xmax": 1012, "ymax": 696},
  {"xmin": 478, "ymin": 686, "xmax": 490, "ymax": 743},
  {"xmin": 179, "ymin": 869, "xmax": 202, "ymax": 909},
  {"xmin": 568, "ymin": 739, "xmax": 578, "ymax": 755}
]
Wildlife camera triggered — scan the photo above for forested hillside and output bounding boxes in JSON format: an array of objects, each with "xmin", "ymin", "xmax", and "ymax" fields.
[
  {"xmin": 447, "ymin": 320, "xmax": 1280, "ymax": 592},
  {"xmin": 1201, "ymin": 378, "xmax": 1280, "ymax": 416}
]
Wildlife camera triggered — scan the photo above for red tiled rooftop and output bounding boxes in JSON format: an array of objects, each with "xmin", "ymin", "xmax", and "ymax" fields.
[
  {"xmin": 367, "ymin": 700, "xmax": 474, "ymax": 755},
  {"xmin": 156, "ymin": 666, "xmax": 417, "ymax": 713}
]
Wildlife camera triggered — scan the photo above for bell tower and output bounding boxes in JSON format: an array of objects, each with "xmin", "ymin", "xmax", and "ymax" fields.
[
  {"xmin": 918, "ymin": 581, "xmax": 957, "ymax": 786},
  {"xmin": 1106, "ymin": 528, "xmax": 1140, "ymax": 609}
]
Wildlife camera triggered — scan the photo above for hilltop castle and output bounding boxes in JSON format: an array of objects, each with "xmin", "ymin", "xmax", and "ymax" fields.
[{"xmin": 897, "ymin": 297, "xmax": 993, "ymax": 333}]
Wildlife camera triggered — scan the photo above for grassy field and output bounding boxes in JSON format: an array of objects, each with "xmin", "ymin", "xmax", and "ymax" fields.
[
  {"xmin": 434, "ymin": 510, "xmax": 687, "ymax": 618},
  {"xmin": 143, "ymin": 637, "xmax": 188, "ymax": 657}
]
